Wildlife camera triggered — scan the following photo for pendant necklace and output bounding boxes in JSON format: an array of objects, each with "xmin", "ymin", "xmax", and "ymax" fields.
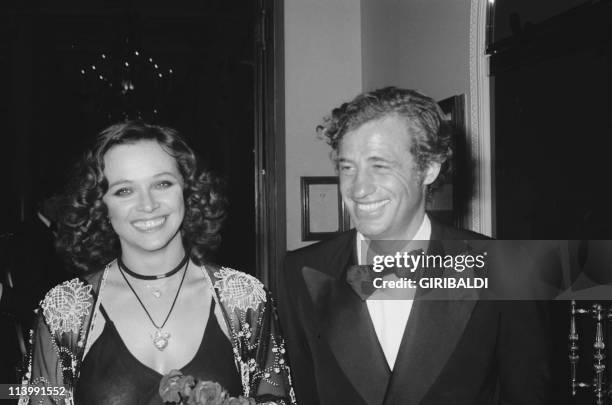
[
  {"xmin": 146, "ymin": 285, "xmax": 163, "ymax": 299},
  {"xmin": 118, "ymin": 257, "xmax": 189, "ymax": 351}
]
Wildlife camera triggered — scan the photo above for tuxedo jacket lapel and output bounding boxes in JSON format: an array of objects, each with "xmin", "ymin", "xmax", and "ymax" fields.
[
  {"xmin": 301, "ymin": 232, "xmax": 391, "ymax": 405},
  {"xmin": 383, "ymin": 298, "xmax": 478, "ymax": 404},
  {"xmin": 383, "ymin": 235, "xmax": 481, "ymax": 405}
]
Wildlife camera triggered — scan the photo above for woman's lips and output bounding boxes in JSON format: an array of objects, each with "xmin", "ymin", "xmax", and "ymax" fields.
[{"xmin": 132, "ymin": 216, "xmax": 167, "ymax": 231}]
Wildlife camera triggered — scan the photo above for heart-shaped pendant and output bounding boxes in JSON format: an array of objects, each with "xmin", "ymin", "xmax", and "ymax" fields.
[{"xmin": 152, "ymin": 329, "xmax": 171, "ymax": 351}]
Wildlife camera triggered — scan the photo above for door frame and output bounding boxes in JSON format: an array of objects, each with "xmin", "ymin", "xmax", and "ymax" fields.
[{"xmin": 254, "ymin": 0, "xmax": 285, "ymax": 290}]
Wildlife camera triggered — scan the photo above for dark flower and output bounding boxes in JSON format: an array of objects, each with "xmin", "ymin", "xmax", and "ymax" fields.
[
  {"xmin": 346, "ymin": 265, "xmax": 376, "ymax": 298},
  {"xmin": 222, "ymin": 397, "xmax": 256, "ymax": 405},
  {"xmin": 179, "ymin": 375, "xmax": 196, "ymax": 398},
  {"xmin": 159, "ymin": 369, "xmax": 195, "ymax": 403},
  {"xmin": 346, "ymin": 264, "xmax": 370, "ymax": 284},
  {"xmin": 188, "ymin": 380, "xmax": 227, "ymax": 405}
]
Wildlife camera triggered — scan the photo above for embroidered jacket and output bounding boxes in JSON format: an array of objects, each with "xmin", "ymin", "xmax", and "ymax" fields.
[{"xmin": 19, "ymin": 262, "xmax": 296, "ymax": 405}]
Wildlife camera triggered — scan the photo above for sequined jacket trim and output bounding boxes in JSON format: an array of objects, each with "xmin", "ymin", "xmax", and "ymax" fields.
[{"xmin": 19, "ymin": 262, "xmax": 296, "ymax": 405}]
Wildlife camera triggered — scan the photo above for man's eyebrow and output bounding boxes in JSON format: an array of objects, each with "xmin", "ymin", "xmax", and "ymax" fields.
[{"xmin": 367, "ymin": 156, "xmax": 397, "ymax": 165}]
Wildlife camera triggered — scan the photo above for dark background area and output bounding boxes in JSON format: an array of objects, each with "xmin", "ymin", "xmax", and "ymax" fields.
[
  {"xmin": 0, "ymin": 0, "xmax": 257, "ymax": 272},
  {"xmin": 491, "ymin": 0, "xmax": 610, "ymax": 240},
  {"xmin": 490, "ymin": 1, "xmax": 611, "ymax": 403}
]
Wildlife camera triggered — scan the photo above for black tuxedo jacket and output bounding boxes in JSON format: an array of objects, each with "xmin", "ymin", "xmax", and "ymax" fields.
[{"xmin": 278, "ymin": 220, "xmax": 551, "ymax": 405}]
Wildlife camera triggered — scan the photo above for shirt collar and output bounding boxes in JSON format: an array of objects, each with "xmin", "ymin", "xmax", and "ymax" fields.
[{"xmin": 356, "ymin": 214, "xmax": 432, "ymax": 265}]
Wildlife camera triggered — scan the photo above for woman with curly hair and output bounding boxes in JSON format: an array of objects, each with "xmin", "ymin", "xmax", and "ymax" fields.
[{"xmin": 20, "ymin": 121, "xmax": 295, "ymax": 405}]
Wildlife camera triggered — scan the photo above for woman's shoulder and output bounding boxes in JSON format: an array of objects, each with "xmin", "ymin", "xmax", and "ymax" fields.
[
  {"xmin": 203, "ymin": 263, "xmax": 268, "ymax": 313},
  {"xmin": 39, "ymin": 265, "xmax": 109, "ymax": 335},
  {"xmin": 40, "ymin": 277, "xmax": 95, "ymax": 335}
]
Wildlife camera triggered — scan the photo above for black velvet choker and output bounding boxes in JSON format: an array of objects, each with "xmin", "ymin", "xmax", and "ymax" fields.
[{"xmin": 117, "ymin": 254, "xmax": 189, "ymax": 280}]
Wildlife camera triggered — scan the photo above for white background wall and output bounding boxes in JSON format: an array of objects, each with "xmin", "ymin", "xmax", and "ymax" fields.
[
  {"xmin": 284, "ymin": 0, "xmax": 472, "ymax": 251},
  {"xmin": 361, "ymin": 0, "xmax": 471, "ymax": 99},
  {"xmin": 284, "ymin": 0, "xmax": 362, "ymax": 250}
]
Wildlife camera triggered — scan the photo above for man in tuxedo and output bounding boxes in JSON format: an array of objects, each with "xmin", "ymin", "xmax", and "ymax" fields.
[{"xmin": 279, "ymin": 87, "xmax": 551, "ymax": 404}]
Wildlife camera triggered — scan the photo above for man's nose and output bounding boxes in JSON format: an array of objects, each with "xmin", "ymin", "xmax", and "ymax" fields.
[
  {"xmin": 138, "ymin": 189, "xmax": 160, "ymax": 212},
  {"xmin": 349, "ymin": 169, "xmax": 376, "ymax": 199}
]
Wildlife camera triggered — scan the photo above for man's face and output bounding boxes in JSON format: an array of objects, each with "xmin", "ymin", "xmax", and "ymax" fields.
[{"xmin": 338, "ymin": 115, "xmax": 440, "ymax": 241}]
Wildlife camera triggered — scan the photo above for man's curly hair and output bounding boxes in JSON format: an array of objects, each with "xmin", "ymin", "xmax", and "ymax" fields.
[
  {"xmin": 56, "ymin": 121, "xmax": 227, "ymax": 272},
  {"xmin": 317, "ymin": 87, "xmax": 453, "ymax": 189}
]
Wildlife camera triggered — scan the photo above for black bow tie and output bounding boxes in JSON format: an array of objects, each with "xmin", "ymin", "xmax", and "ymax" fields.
[{"xmin": 346, "ymin": 249, "xmax": 424, "ymax": 300}]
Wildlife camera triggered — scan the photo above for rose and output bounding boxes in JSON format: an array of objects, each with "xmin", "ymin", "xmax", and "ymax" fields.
[
  {"xmin": 159, "ymin": 370, "xmax": 185, "ymax": 403},
  {"xmin": 187, "ymin": 380, "xmax": 228, "ymax": 405},
  {"xmin": 222, "ymin": 396, "xmax": 256, "ymax": 405},
  {"xmin": 178, "ymin": 375, "xmax": 196, "ymax": 398},
  {"xmin": 159, "ymin": 369, "xmax": 196, "ymax": 403}
]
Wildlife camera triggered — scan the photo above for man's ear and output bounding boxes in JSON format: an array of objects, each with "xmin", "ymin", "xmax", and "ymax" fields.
[{"xmin": 422, "ymin": 162, "xmax": 441, "ymax": 186}]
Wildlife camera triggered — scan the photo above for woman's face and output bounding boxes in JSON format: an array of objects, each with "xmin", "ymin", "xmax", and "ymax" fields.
[{"xmin": 102, "ymin": 140, "xmax": 185, "ymax": 256}]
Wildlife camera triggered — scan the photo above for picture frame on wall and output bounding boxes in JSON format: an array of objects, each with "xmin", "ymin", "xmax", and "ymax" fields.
[
  {"xmin": 301, "ymin": 176, "xmax": 351, "ymax": 241},
  {"xmin": 427, "ymin": 94, "xmax": 469, "ymax": 228}
]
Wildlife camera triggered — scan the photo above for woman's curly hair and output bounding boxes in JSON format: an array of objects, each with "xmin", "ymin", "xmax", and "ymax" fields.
[
  {"xmin": 317, "ymin": 87, "xmax": 453, "ymax": 189},
  {"xmin": 56, "ymin": 121, "xmax": 227, "ymax": 272}
]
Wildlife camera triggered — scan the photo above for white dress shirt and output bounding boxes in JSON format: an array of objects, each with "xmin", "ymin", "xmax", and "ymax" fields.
[{"xmin": 356, "ymin": 215, "xmax": 432, "ymax": 370}]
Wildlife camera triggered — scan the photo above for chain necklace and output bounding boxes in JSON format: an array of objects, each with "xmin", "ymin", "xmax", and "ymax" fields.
[{"xmin": 118, "ymin": 259, "xmax": 189, "ymax": 351}]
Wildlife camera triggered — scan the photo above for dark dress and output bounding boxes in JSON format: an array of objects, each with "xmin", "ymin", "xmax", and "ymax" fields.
[
  {"xmin": 21, "ymin": 264, "xmax": 295, "ymax": 405},
  {"xmin": 74, "ymin": 299, "xmax": 241, "ymax": 405}
]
